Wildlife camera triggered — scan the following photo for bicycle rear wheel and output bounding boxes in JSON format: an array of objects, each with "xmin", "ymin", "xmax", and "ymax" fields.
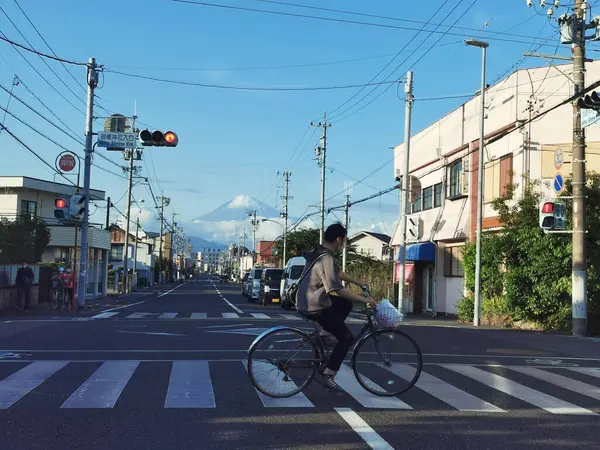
[
  {"xmin": 352, "ymin": 328, "xmax": 423, "ymax": 397},
  {"xmin": 247, "ymin": 327, "xmax": 320, "ymax": 398}
]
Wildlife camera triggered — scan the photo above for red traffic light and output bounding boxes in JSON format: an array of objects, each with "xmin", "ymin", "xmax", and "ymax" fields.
[
  {"xmin": 542, "ymin": 202, "xmax": 554, "ymax": 214},
  {"xmin": 55, "ymin": 198, "xmax": 66, "ymax": 208},
  {"xmin": 164, "ymin": 131, "xmax": 176, "ymax": 144}
]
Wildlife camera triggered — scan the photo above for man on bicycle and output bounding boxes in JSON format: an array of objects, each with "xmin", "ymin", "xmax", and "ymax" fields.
[{"xmin": 296, "ymin": 223, "xmax": 377, "ymax": 390}]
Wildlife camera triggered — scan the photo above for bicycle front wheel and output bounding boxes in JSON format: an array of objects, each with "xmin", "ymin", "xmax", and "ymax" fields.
[
  {"xmin": 352, "ymin": 328, "xmax": 423, "ymax": 397},
  {"xmin": 247, "ymin": 327, "xmax": 320, "ymax": 398}
]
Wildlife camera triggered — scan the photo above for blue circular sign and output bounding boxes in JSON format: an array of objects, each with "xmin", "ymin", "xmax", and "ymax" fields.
[{"xmin": 554, "ymin": 174, "xmax": 564, "ymax": 192}]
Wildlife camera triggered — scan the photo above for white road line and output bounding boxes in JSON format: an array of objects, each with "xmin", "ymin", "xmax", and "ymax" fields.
[
  {"xmin": 158, "ymin": 282, "xmax": 188, "ymax": 298},
  {"xmin": 335, "ymin": 365, "xmax": 412, "ymax": 409},
  {"xmin": 335, "ymin": 408, "xmax": 394, "ymax": 450},
  {"xmin": 159, "ymin": 313, "xmax": 178, "ymax": 319},
  {"xmin": 222, "ymin": 297, "xmax": 244, "ymax": 314},
  {"xmin": 191, "ymin": 313, "xmax": 208, "ymax": 319},
  {"xmin": 510, "ymin": 367, "xmax": 600, "ymax": 401},
  {"xmin": 250, "ymin": 313, "xmax": 270, "ymax": 319},
  {"xmin": 280, "ymin": 314, "xmax": 301, "ymax": 320},
  {"xmin": 198, "ymin": 323, "xmax": 253, "ymax": 329},
  {"xmin": 0, "ymin": 361, "xmax": 68, "ymax": 409},
  {"xmin": 444, "ymin": 364, "xmax": 596, "ymax": 415},
  {"xmin": 222, "ymin": 312, "xmax": 239, "ymax": 319},
  {"xmin": 126, "ymin": 312, "xmax": 149, "ymax": 319},
  {"xmin": 165, "ymin": 361, "xmax": 215, "ymax": 408},
  {"xmin": 244, "ymin": 361, "xmax": 313, "ymax": 407},
  {"xmin": 61, "ymin": 361, "xmax": 139, "ymax": 409},
  {"xmin": 101, "ymin": 300, "xmax": 150, "ymax": 313},
  {"xmin": 569, "ymin": 367, "xmax": 600, "ymax": 379},
  {"xmin": 90, "ymin": 312, "xmax": 119, "ymax": 319},
  {"xmin": 382, "ymin": 364, "xmax": 505, "ymax": 412}
]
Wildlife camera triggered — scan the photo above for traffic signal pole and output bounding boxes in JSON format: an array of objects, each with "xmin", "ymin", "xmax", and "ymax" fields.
[
  {"xmin": 123, "ymin": 114, "xmax": 136, "ymax": 293},
  {"xmin": 76, "ymin": 57, "xmax": 98, "ymax": 311}
]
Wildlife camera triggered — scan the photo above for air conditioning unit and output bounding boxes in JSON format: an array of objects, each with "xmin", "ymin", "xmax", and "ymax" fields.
[{"xmin": 395, "ymin": 169, "xmax": 402, "ymax": 182}]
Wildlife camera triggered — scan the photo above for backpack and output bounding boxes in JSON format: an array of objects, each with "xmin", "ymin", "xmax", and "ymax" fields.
[{"xmin": 285, "ymin": 250, "xmax": 331, "ymax": 307}]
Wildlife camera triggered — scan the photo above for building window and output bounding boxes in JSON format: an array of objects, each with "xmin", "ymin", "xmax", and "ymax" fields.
[
  {"xmin": 446, "ymin": 159, "xmax": 467, "ymax": 199},
  {"xmin": 422, "ymin": 186, "xmax": 433, "ymax": 210},
  {"xmin": 110, "ymin": 245, "xmax": 123, "ymax": 262},
  {"xmin": 411, "ymin": 191, "xmax": 422, "ymax": 213},
  {"xmin": 20, "ymin": 200, "xmax": 37, "ymax": 218},
  {"xmin": 484, "ymin": 154, "xmax": 513, "ymax": 203},
  {"xmin": 443, "ymin": 246, "xmax": 464, "ymax": 277},
  {"xmin": 434, "ymin": 183, "xmax": 443, "ymax": 207},
  {"xmin": 54, "ymin": 247, "xmax": 70, "ymax": 263}
]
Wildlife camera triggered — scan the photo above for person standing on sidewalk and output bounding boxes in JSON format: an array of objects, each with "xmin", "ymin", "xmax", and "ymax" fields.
[{"xmin": 15, "ymin": 261, "xmax": 34, "ymax": 311}]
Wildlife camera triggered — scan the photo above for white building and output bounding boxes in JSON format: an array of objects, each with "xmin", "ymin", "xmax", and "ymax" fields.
[
  {"xmin": 109, "ymin": 225, "xmax": 155, "ymax": 290},
  {"xmin": 348, "ymin": 231, "xmax": 393, "ymax": 261},
  {"xmin": 197, "ymin": 247, "xmax": 223, "ymax": 272},
  {"xmin": 0, "ymin": 176, "xmax": 110, "ymax": 299},
  {"xmin": 391, "ymin": 61, "xmax": 600, "ymax": 316}
]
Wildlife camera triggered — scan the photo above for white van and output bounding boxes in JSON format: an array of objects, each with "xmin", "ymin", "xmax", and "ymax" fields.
[
  {"xmin": 279, "ymin": 256, "xmax": 306, "ymax": 309},
  {"xmin": 247, "ymin": 267, "xmax": 263, "ymax": 303}
]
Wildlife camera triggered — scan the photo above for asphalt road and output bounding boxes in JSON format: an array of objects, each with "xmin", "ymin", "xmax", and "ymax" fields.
[{"xmin": 1, "ymin": 276, "xmax": 599, "ymax": 449}]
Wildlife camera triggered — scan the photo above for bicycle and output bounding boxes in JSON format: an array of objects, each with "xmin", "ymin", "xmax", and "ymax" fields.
[
  {"xmin": 247, "ymin": 287, "xmax": 423, "ymax": 398},
  {"xmin": 50, "ymin": 278, "xmax": 69, "ymax": 311}
]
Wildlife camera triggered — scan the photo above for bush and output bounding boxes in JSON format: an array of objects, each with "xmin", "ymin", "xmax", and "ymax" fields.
[{"xmin": 456, "ymin": 296, "xmax": 474, "ymax": 323}]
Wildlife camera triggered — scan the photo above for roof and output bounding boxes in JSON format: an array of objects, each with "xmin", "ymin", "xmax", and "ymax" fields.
[
  {"xmin": 0, "ymin": 176, "xmax": 105, "ymax": 200},
  {"xmin": 349, "ymin": 231, "xmax": 391, "ymax": 244},
  {"xmin": 145, "ymin": 231, "xmax": 160, "ymax": 238}
]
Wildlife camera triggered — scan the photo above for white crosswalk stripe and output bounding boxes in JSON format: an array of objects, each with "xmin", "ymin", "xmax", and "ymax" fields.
[{"xmin": 2, "ymin": 361, "xmax": 598, "ymax": 413}]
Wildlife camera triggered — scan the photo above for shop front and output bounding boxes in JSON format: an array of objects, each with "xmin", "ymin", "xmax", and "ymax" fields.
[{"xmin": 396, "ymin": 242, "xmax": 437, "ymax": 314}]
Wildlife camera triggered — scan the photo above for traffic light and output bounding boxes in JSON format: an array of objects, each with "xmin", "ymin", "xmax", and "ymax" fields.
[
  {"xmin": 70, "ymin": 195, "xmax": 86, "ymax": 221},
  {"xmin": 539, "ymin": 200, "xmax": 567, "ymax": 231},
  {"xmin": 577, "ymin": 91, "xmax": 600, "ymax": 110},
  {"xmin": 138, "ymin": 129, "xmax": 179, "ymax": 147},
  {"xmin": 54, "ymin": 197, "xmax": 69, "ymax": 220}
]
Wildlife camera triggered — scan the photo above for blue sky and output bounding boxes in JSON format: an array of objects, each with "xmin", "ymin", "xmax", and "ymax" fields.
[{"xmin": 0, "ymin": 0, "xmax": 570, "ymax": 242}]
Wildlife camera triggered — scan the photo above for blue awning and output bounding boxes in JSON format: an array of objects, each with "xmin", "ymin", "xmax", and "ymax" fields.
[{"xmin": 403, "ymin": 242, "xmax": 436, "ymax": 262}]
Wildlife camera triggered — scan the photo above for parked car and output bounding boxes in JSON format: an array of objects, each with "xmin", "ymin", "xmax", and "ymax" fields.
[
  {"xmin": 247, "ymin": 267, "xmax": 263, "ymax": 303},
  {"xmin": 259, "ymin": 268, "xmax": 283, "ymax": 306},
  {"xmin": 241, "ymin": 272, "xmax": 250, "ymax": 296},
  {"xmin": 279, "ymin": 256, "xmax": 306, "ymax": 309}
]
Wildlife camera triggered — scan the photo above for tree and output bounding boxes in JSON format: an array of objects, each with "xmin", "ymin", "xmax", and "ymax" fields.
[
  {"xmin": 0, "ymin": 215, "xmax": 50, "ymax": 264},
  {"xmin": 273, "ymin": 228, "xmax": 320, "ymax": 259}
]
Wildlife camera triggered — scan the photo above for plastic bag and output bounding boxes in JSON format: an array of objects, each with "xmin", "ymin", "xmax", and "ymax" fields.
[{"xmin": 375, "ymin": 299, "xmax": 404, "ymax": 328}]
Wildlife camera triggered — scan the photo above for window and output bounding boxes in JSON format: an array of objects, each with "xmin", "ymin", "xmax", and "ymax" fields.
[
  {"xmin": 434, "ymin": 183, "xmax": 443, "ymax": 207},
  {"xmin": 443, "ymin": 246, "xmax": 464, "ymax": 277},
  {"xmin": 54, "ymin": 247, "xmax": 70, "ymax": 263},
  {"xmin": 110, "ymin": 245, "xmax": 123, "ymax": 262},
  {"xmin": 20, "ymin": 200, "xmax": 37, "ymax": 218},
  {"xmin": 446, "ymin": 159, "xmax": 467, "ymax": 199},
  {"xmin": 484, "ymin": 154, "xmax": 513, "ymax": 203},
  {"xmin": 411, "ymin": 190, "xmax": 422, "ymax": 213},
  {"xmin": 422, "ymin": 186, "xmax": 433, "ymax": 210}
]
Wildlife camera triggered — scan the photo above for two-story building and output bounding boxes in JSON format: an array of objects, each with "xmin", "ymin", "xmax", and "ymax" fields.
[
  {"xmin": 109, "ymin": 225, "xmax": 155, "ymax": 290},
  {"xmin": 348, "ymin": 231, "xmax": 393, "ymax": 261},
  {"xmin": 392, "ymin": 60, "xmax": 600, "ymax": 316},
  {"xmin": 0, "ymin": 176, "xmax": 110, "ymax": 299}
]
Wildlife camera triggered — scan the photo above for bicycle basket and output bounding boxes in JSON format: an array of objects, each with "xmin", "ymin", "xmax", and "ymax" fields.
[{"xmin": 374, "ymin": 299, "xmax": 404, "ymax": 328}]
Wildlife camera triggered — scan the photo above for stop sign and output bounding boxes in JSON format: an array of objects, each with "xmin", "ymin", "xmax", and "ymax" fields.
[{"xmin": 58, "ymin": 154, "xmax": 76, "ymax": 172}]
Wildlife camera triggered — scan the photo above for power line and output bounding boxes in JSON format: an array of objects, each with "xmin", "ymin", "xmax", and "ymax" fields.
[
  {"xmin": 0, "ymin": 34, "xmax": 86, "ymax": 65},
  {"xmin": 104, "ymin": 69, "xmax": 398, "ymax": 91}
]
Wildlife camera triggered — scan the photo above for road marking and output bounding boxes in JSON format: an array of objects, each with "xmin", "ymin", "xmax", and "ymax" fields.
[
  {"xmin": 198, "ymin": 323, "xmax": 253, "ymax": 329},
  {"xmin": 191, "ymin": 313, "xmax": 208, "ymax": 319},
  {"xmin": 221, "ymin": 297, "xmax": 243, "ymax": 314},
  {"xmin": 0, "ymin": 361, "xmax": 67, "ymax": 409},
  {"xmin": 61, "ymin": 361, "xmax": 139, "ymax": 409},
  {"xmin": 222, "ymin": 312, "xmax": 239, "ymax": 319},
  {"xmin": 510, "ymin": 367, "xmax": 600, "ymax": 401},
  {"xmin": 102, "ymin": 300, "xmax": 150, "ymax": 313},
  {"xmin": 116, "ymin": 331, "xmax": 187, "ymax": 337},
  {"xmin": 165, "ymin": 361, "xmax": 215, "ymax": 408},
  {"xmin": 280, "ymin": 314, "xmax": 301, "ymax": 320},
  {"xmin": 335, "ymin": 408, "xmax": 394, "ymax": 450},
  {"xmin": 569, "ymin": 367, "xmax": 600, "ymax": 379},
  {"xmin": 159, "ymin": 313, "xmax": 177, "ymax": 319},
  {"xmin": 335, "ymin": 365, "xmax": 412, "ymax": 409},
  {"xmin": 444, "ymin": 364, "xmax": 596, "ymax": 415},
  {"xmin": 126, "ymin": 312, "xmax": 149, "ymax": 319},
  {"xmin": 382, "ymin": 364, "xmax": 505, "ymax": 412},
  {"xmin": 244, "ymin": 361, "xmax": 313, "ymax": 407},
  {"xmin": 250, "ymin": 313, "xmax": 270, "ymax": 319},
  {"xmin": 90, "ymin": 312, "xmax": 120, "ymax": 319},
  {"xmin": 158, "ymin": 282, "xmax": 188, "ymax": 298}
]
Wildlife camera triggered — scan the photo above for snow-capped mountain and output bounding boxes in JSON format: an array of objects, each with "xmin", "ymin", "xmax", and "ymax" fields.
[{"xmin": 192, "ymin": 195, "xmax": 281, "ymax": 223}]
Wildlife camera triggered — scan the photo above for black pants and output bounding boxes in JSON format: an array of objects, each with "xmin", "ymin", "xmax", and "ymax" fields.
[
  {"xmin": 308, "ymin": 296, "xmax": 354, "ymax": 372},
  {"xmin": 17, "ymin": 286, "xmax": 30, "ymax": 310}
]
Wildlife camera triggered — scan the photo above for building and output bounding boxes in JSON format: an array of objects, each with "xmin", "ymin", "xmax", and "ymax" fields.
[
  {"xmin": 109, "ymin": 225, "xmax": 155, "ymax": 290},
  {"xmin": 391, "ymin": 61, "xmax": 600, "ymax": 316},
  {"xmin": 256, "ymin": 240, "xmax": 278, "ymax": 267},
  {"xmin": 348, "ymin": 231, "xmax": 393, "ymax": 261},
  {"xmin": 0, "ymin": 176, "xmax": 110, "ymax": 299},
  {"xmin": 197, "ymin": 247, "xmax": 223, "ymax": 272},
  {"xmin": 149, "ymin": 231, "xmax": 172, "ymax": 282}
]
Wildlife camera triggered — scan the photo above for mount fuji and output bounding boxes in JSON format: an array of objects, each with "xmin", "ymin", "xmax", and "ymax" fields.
[{"xmin": 192, "ymin": 195, "xmax": 281, "ymax": 222}]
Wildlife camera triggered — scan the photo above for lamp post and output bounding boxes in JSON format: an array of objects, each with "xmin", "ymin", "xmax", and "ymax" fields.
[{"xmin": 465, "ymin": 38, "xmax": 488, "ymax": 327}]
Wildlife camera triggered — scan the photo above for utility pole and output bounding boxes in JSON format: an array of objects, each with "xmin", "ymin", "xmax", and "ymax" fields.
[
  {"xmin": 396, "ymin": 71, "xmax": 413, "ymax": 311},
  {"xmin": 342, "ymin": 194, "xmax": 350, "ymax": 276},
  {"xmin": 280, "ymin": 171, "xmax": 292, "ymax": 268},
  {"xmin": 133, "ymin": 217, "xmax": 140, "ymax": 284},
  {"xmin": 122, "ymin": 115, "xmax": 137, "ymax": 294},
  {"xmin": 156, "ymin": 196, "xmax": 170, "ymax": 283},
  {"xmin": 105, "ymin": 197, "xmax": 111, "ymax": 229},
  {"xmin": 248, "ymin": 210, "xmax": 258, "ymax": 265},
  {"xmin": 311, "ymin": 113, "xmax": 331, "ymax": 245},
  {"xmin": 170, "ymin": 212, "xmax": 179, "ymax": 282},
  {"xmin": 76, "ymin": 57, "xmax": 98, "ymax": 311}
]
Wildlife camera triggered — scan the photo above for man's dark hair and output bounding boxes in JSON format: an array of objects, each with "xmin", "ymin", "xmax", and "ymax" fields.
[{"xmin": 324, "ymin": 223, "xmax": 347, "ymax": 243}]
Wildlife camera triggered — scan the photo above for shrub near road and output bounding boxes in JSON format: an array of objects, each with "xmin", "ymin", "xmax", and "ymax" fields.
[{"xmin": 458, "ymin": 176, "xmax": 600, "ymax": 335}]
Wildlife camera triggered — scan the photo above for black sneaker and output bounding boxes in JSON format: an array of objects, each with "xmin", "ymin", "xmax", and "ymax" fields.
[{"xmin": 321, "ymin": 374, "xmax": 342, "ymax": 392}]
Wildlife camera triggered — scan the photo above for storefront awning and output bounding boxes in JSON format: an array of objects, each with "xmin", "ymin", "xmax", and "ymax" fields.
[{"xmin": 405, "ymin": 242, "xmax": 436, "ymax": 262}]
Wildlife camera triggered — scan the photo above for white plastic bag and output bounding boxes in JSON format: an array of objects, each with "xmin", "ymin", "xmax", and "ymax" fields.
[{"xmin": 375, "ymin": 299, "xmax": 404, "ymax": 328}]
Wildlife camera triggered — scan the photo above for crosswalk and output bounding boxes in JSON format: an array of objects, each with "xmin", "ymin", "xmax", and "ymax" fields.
[
  {"xmin": 89, "ymin": 311, "xmax": 362, "ymax": 321},
  {"xmin": 1, "ymin": 360, "xmax": 599, "ymax": 414}
]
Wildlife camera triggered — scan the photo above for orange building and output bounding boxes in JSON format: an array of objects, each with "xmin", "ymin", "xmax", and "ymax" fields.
[{"xmin": 256, "ymin": 241, "xmax": 278, "ymax": 267}]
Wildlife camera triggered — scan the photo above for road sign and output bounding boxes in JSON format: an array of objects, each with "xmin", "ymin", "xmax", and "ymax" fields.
[
  {"xmin": 553, "ymin": 173, "xmax": 564, "ymax": 193},
  {"xmin": 581, "ymin": 108, "xmax": 600, "ymax": 128},
  {"xmin": 97, "ymin": 132, "xmax": 136, "ymax": 149},
  {"xmin": 554, "ymin": 150, "xmax": 563, "ymax": 170},
  {"xmin": 58, "ymin": 153, "xmax": 76, "ymax": 172}
]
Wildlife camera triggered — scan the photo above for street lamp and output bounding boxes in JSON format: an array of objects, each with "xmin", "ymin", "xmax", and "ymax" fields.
[
  {"xmin": 465, "ymin": 38, "xmax": 488, "ymax": 327},
  {"xmin": 260, "ymin": 218, "xmax": 286, "ymax": 268}
]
